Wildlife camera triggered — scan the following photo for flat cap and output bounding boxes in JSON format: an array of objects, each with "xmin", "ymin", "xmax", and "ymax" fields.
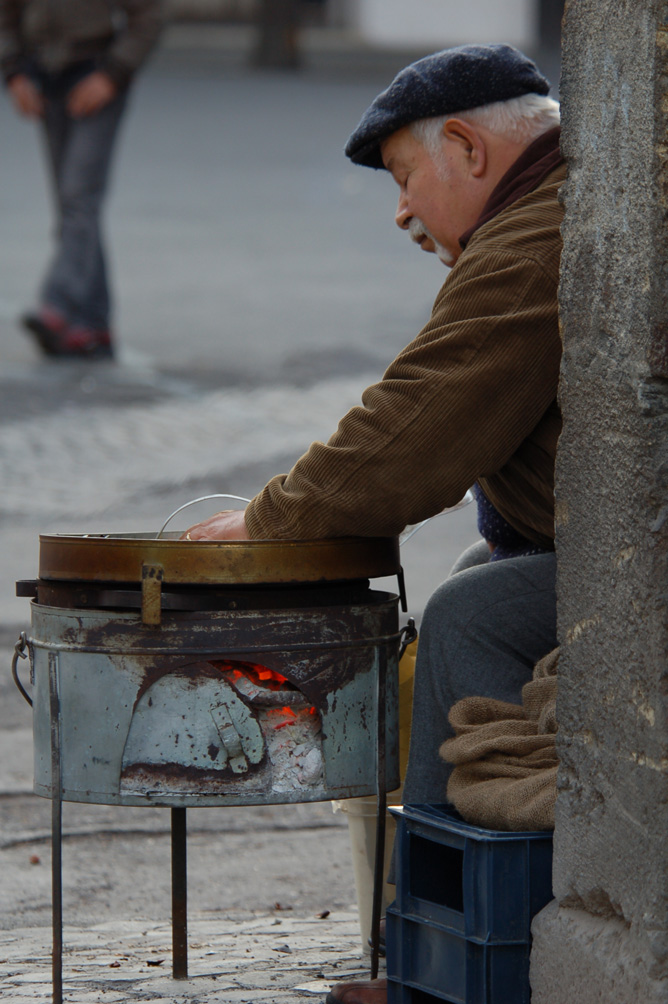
[{"xmin": 345, "ymin": 43, "xmax": 550, "ymax": 169}]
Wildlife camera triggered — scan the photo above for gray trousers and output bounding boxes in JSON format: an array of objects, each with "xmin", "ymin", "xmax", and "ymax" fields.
[
  {"xmin": 402, "ymin": 541, "xmax": 558, "ymax": 804},
  {"xmin": 40, "ymin": 88, "xmax": 127, "ymax": 330}
]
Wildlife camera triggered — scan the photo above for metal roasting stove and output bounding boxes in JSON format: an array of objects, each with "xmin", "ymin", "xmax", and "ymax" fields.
[{"xmin": 13, "ymin": 531, "xmax": 414, "ymax": 1003}]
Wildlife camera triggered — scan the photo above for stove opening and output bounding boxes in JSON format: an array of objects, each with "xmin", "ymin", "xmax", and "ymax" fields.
[{"xmin": 119, "ymin": 658, "xmax": 324, "ymax": 797}]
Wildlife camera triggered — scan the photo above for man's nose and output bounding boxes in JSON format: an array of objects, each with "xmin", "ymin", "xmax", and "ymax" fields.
[{"xmin": 395, "ymin": 192, "xmax": 411, "ymax": 230}]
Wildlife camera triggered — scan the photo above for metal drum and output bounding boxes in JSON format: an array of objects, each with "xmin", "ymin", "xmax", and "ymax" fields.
[{"xmin": 17, "ymin": 533, "xmax": 406, "ymax": 807}]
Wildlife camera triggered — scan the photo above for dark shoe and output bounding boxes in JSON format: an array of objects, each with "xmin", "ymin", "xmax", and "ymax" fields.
[
  {"xmin": 21, "ymin": 306, "xmax": 68, "ymax": 354},
  {"xmin": 23, "ymin": 312, "xmax": 114, "ymax": 359},
  {"xmin": 22, "ymin": 308, "xmax": 113, "ymax": 359},
  {"xmin": 325, "ymin": 978, "xmax": 387, "ymax": 1004}
]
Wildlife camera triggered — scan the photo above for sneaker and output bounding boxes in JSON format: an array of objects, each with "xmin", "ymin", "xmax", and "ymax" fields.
[
  {"xmin": 22, "ymin": 310, "xmax": 114, "ymax": 359},
  {"xmin": 56, "ymin": 324, "xmax": 114, "ymax": 359}
]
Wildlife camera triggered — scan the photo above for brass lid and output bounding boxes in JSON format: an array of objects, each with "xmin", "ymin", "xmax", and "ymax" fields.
[{"xmin": 38, "ymin": 533, "xmax": 401, "ymax": 585}]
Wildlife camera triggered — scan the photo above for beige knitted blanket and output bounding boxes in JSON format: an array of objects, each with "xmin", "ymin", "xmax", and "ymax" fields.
[{"xmin": 439, "ymin": 648, "xmax": 559, "ymax": 831}]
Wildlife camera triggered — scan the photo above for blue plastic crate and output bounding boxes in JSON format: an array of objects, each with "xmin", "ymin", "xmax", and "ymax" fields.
[
  {"xmin": 386, "ymin": 911, "xmax": 533, "ymax": 1004},
  {"xmin": 390, "ymin": 805, "xmax": 553, "ymax": 944}
]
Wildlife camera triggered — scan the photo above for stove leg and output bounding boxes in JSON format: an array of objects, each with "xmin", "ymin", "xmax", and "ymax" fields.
[
  {"xmin": 49, "ymin": 651, "xmax": 63, "ymax": 1004},
  {"xmin": 370, "ymin": 646, "xmax": 387, "ymax": 981},
  {"xmin": 171, "ymin": 807, "xmax": 188, "ymax": 979},
  {"xmin": 52, "ymin": 794, "xmax": 63, "ymax": 1004}
]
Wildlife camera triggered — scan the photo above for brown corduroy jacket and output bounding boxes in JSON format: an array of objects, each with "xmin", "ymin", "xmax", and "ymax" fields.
[{"xmin": 246, "ymin": 160, "xmax": 566, "ymax": 549}]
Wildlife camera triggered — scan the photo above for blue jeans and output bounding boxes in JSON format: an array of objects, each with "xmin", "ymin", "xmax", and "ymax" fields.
[
  {"xmin": 39, "ymin": 83, "xmax": 127, "ymax": 330},
  {"xmin": 402, "ymin": 543, "xmax": 558, "ymax": 804}
]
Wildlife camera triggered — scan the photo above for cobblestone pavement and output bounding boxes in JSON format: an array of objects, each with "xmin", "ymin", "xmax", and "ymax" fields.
[{"xmin": 1, "ymin": 911, "xmax": 372, "ymax": 1003}]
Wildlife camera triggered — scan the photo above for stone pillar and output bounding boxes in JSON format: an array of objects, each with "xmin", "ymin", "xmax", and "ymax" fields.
[{"xmin": 530, "ymin": 2, "xmax": 668, "ymax": 1001}]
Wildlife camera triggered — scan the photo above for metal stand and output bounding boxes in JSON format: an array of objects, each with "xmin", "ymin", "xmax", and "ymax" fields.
[
  {"xmin": 52, "ymin": 796, "xmax": 63, "ymax": 1004},
  {"xmin": 50, "ymin": 807, "xmax": 190, "ymax": 1001},
  {"xmin": 369, "ymin": 618, "xmax": 416, "ymax": 981},
  {"xmin": 40, "ymin": 622, "xmax": 415, "ymax": 1001},
  {"xmin": 46, "ymin": 643, "xmax": 190, "ymax": 999},
  {"xmin": 370, "ymin": 645, "xmax": 387, "ymax": 981},
  {"xmin": 49, "ymin": 651, "xmax": 63, "ymax": 1004},
  {"xmin": 171, "ymin": 808, "xmax": 188, "ymax": 979}
]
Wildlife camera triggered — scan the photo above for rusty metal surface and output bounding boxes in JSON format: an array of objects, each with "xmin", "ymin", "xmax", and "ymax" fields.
[
  {"xmin": 29, "ymin": 594, "xmax": 400, "ymax": 808},
  {"xmin": 38, "ymin": 534, "xmax": 401, "ymax": 586}
]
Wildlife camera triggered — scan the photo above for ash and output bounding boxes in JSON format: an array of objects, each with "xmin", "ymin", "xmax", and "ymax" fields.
[{"xmin": 263, "ymin": 709, "xmax": 324, "ymax": 793}]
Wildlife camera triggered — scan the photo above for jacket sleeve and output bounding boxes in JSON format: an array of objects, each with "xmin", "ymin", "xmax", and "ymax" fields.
[
  {"xmin": 0, "ymin": 1, "xmax": 27, "ymax": 82},
  {"xmin": 245, "ymin": 245, "xmax": 561, "ymax": 540},
  {"xmin": 100, "ymin": 0, "xmax": 164, "ymax": 88}
]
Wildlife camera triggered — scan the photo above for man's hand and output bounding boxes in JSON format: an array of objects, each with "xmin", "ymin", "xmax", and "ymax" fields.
[
  {"xmin": 181, "ymin": 509, "xmax": 250, "ymax": 541},
  {"xmin": 67, "ymin": 72, "xmax": 117, "ymax": 118},
  {"xmin": 8, "ymin": 74, "xmax": 43, "ymax": 118}
]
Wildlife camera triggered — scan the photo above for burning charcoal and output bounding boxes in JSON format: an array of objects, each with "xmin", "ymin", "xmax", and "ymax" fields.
[{"xmin": 217, "ymin": 662, "xmax": 301, "ymax": 706}]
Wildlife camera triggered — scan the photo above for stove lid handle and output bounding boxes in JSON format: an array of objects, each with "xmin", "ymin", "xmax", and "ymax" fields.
[{"xmin": 155, "ymin": 494, "xmax": 252, "ymax": 539}]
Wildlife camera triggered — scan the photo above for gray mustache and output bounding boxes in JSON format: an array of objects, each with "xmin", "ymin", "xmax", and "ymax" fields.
[{"xmin": 408, "ymin": 218, "xmax": 431, "ymax": 243}]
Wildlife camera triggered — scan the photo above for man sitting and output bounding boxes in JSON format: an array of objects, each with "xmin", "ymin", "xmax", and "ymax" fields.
[{"xmin": 184, "ymin": 43, "xmax": 565, "ymax": 1004}]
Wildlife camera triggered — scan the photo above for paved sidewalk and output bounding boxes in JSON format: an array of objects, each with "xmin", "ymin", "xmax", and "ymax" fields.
[{"xmin": 1, "ymin": 910, "xmax": 373, "ymax": 1003}]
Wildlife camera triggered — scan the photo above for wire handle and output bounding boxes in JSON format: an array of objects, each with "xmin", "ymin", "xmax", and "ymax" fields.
[
  {"xmin": 12, "ymin": 631, "xmax": 33, "ymax": 707},
  {"xmin": 157, "ymin": 487, "xmax": 474, "ymax": 541},
  {"xmin": 398, "ymin": 618, "xmax": 418, "ymax": 660},
  {"xmin": 398, "ymin": 489, "xmax": 474, "ymax": 545},
  {"xmin": 156, "ymin": 494, "xmax": 252, "ymax": 539}
]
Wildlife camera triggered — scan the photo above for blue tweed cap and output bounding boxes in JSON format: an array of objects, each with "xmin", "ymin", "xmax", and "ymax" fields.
[{"xmin": 345, "ymin": 44, "xmax": 550, "ymax": 169}]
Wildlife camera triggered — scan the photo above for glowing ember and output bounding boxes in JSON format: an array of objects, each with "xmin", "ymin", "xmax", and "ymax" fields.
[{"xmin": 210, "ymin": 660, "xmax": 289, "ymax": 687}]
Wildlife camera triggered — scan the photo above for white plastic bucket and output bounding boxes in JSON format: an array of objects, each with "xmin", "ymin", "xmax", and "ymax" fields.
[{"xmin": 335, "ymin": 792, "xmax": 402, "ymax": 953}]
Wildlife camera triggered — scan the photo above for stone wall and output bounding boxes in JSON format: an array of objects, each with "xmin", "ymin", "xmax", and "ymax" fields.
[{"xmin": 531, "ymin": 1, "xmax": 668, "ymax": 1000}]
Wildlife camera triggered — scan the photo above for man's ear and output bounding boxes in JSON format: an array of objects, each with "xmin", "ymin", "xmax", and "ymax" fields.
[{"xmin": 442, "ymin": 118, "xmax": 487, "ymax": 178}]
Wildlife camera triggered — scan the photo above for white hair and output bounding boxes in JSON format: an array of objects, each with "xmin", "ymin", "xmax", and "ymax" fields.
[{"xmin": 410, "ymin": 93, "xmax": 561, "ymax": 165}]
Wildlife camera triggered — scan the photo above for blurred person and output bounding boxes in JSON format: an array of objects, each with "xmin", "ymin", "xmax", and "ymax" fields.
[
  {"xmin": 0, "ymin": 0, "xmax": 163, "ymax": 359},
  {"xmin": 184, "ymin": 43, "xmax": 563, "ymax": 1004}
]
